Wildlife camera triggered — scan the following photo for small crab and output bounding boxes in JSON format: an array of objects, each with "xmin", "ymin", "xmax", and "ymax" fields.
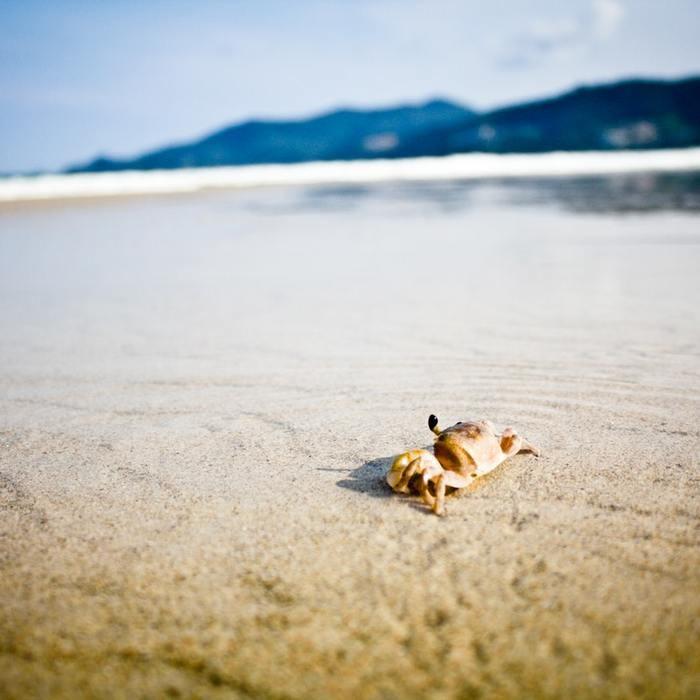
[{"xmin": 387, "ymin": 415, "xmax": 539, "ymax": 516}]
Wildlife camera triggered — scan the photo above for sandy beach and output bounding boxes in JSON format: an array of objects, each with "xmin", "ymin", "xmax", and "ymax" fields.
[{"xmin": 1, "ymin": 177, "xmax": 699, "ymax": 698}]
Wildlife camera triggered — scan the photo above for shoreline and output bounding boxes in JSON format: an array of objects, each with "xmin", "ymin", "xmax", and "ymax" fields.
[{"xmin": 1, "ymin": 148, "xmax": 700, "ymax": 204}]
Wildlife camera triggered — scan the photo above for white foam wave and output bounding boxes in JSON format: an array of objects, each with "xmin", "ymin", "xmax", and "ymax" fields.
[{"xmin": 2, "ymin": 148, "xmax": 700, "ymax": 203}]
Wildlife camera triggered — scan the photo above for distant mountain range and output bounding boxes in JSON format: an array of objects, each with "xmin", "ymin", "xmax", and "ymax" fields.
[{"xmin": 70, "ymin": 76, "xmax": 700, "ymax": 173}]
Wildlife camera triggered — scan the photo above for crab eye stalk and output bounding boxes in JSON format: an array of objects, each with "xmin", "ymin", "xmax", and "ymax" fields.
[{"xmin": 428, "ymin": 414, "xmax": 442, "ymax": 435}]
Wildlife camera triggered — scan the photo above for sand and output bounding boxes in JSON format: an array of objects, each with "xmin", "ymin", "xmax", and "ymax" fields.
[{"xmin": 1, "ymin": 179, "xmax": 699, "ymax": 699}]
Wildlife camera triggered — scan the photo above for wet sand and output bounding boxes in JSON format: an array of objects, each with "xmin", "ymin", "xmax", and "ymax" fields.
[{"xmin": 1, "ymin": 179, "xmax": 699, "ymax": 698}]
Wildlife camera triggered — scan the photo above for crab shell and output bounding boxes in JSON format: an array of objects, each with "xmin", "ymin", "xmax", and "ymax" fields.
[{"xmin": 433, "ymin": 419, "xmax": 507, "ymax": 477}]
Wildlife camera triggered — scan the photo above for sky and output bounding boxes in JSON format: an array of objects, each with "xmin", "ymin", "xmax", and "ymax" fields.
[{"xmin": 1, "ymin": 0, "xmax": 698, "ymax": 173}]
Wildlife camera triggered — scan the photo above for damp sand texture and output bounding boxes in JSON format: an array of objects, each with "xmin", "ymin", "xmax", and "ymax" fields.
[{"xmin": 1, "ymin": 179, "xmax": 699, "ymax": 699}]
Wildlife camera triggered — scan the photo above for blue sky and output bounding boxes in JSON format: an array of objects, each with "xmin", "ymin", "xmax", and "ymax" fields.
[{"xmin": 1, "ymin": 0, "xmax": 698, "ymax": 172}]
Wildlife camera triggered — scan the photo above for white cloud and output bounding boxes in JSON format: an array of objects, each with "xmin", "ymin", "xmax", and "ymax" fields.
[
  {"xmin": 592, "ymin": 0, "xmax": 625, "ymax": 39},
  {"xmin": 497, "ymin": 1, "xmax": 627, "ymax": 69}
]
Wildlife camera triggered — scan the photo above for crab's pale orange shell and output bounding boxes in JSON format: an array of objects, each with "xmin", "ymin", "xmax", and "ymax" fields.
[{"xmin": 434, "ymin": 421, "xmax": 504, "ymax": 474}]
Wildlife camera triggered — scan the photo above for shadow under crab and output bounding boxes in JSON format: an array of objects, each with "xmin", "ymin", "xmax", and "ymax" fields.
[{"xmin": 335, "ymin": 455, "xmax": 395, "ymax": 499}]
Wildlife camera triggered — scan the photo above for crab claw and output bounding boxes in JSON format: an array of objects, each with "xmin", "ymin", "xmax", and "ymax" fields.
[{"xmin": 386, "ymin": 449, "xmax": 442, "ymax": 493}]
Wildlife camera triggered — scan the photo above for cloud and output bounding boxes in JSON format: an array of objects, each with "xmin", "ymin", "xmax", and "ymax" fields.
[
  {"xmin": 497, "ymin": 0, "xmax": 626, "ymax": 69},
  {"xmin": 592, "ymin": 0, "xmax": 625, "ymax": 39}
]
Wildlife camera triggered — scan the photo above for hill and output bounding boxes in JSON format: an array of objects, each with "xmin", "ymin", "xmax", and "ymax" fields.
[
  {"xmin": 69, "ymin": 77, "xmax": 700, "ymax": 172},
  {"xmin": 394, "ymin": 77, "xmax": 700, "ymax": 157},
  {"xmin": 70, "ymin": 100, "xmax": 473, "ymax": 172}
]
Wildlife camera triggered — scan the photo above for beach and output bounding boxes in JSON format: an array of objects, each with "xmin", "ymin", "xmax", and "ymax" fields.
[{"xmin": 1, "ymin": 175, "xmax": 699, "ymax": 698}]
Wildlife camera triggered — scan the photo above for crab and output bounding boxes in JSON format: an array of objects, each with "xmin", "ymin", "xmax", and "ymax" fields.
[{"xmin": 387, "ymin": 415, "xmax": 539, "ymax": 516}]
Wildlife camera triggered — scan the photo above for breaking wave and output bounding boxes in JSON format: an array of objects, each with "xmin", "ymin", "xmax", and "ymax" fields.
[{"xmin": 2, "ymin": 148, "xmax": 700, "ymax": 203}]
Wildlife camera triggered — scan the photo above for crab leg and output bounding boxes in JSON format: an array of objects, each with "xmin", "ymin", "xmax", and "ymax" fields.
[
  {"xmin": 393, "ymin": 457, "xmax": 421, "ymax": 492},
  {"xmin": 518, "ymin": 437, "xmax": 540, "ymax": 457},
  {"xmin": 433, "ymin": 471, "xmax": 479, "ymax": 515},
  {"xmin": 419, "ymin": 476, "xmax": 436, "ymax": 510},
  {"xmin": 500, "ymin": 428, "xmax": 540, "ymax": 458},
  {"xmin": 434, "ymin": 473, "xmax": 447, "ymax": 516}
]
